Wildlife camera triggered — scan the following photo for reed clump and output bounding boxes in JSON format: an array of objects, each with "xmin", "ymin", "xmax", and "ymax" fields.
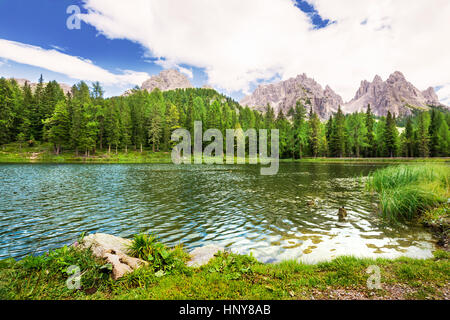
[{"xmin": 367, "ymin": 164, "xmax": 449, "ymax": 221}]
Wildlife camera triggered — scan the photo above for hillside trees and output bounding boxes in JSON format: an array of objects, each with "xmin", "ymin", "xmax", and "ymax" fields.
[{"xmin": 0, "ymin": 76, "xmax": 448, "ymax": 159}]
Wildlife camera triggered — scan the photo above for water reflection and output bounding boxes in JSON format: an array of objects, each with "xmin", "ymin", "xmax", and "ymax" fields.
[{"xmin": 0, "ymin": 163, "xmax": 435, "ymax": 262}]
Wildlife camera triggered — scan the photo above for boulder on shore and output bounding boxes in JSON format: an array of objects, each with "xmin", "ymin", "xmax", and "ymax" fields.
[
  {"xmin": 76, "ymin": 233, "xmax": 148, "ymax": 280},
  {"xmin": 75, "ymin": 233, "xmax": 225, "ymax": 278},
  {"xmin": 187, "ymin": 245, "xmax": 224, "ymax": 268}
]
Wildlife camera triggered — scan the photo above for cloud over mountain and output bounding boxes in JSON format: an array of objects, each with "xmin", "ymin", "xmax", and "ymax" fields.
[{"xmin": 79, "ymin": 0, "xmax": 450, "ymax": 105}]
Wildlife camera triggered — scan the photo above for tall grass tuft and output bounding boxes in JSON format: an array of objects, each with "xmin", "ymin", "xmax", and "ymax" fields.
[{"xmin": 367, "ymin": 164, "xmax": 449, "ymax": 222}]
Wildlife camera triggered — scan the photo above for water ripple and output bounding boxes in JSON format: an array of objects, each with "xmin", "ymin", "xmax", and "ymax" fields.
[{"xmin": 0, "ymin": 163, "xmax": 436, "ymax": 262}]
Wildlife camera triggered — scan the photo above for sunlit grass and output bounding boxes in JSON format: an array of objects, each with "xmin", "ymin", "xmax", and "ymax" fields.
[
  {"xmin": 1, "ymin": 243, "xmax": 449, "ymax": 300},
  {"xmin": 367, "ymin": 165, "xmax": 450, "ymax": 221}
]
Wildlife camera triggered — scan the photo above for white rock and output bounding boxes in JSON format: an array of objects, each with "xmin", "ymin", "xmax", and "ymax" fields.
[
  {"xmin": 77, "ymin": 233, "xmax": 147, "ymax": 280},
  {"xmin": 187, "ymin": 245, "xmax": 224, "ymax": 268}
]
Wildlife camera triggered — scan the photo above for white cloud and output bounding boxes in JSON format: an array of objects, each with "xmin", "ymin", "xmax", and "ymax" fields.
[
  {"xmin": 0, "ymin": 39, "xmax": 149, "ymax": 86},
  {"xmin": 154, "ymin": 58, "xmax": 193, "ymax": 79},
  {"xmin": 50, "ymin": 45, "xmax": 66, "ymax": 52},
  {"xmin": 78, "ymin": 0, "xmax": 450, "ymax": 104},
  {"xmin": 437, "ymin": 85, "xmax": 450, "ymax": 106}
]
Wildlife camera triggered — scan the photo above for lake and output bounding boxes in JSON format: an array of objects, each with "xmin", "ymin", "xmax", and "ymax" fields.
[{"xmin": 0, "ymin": 163, "xmax": 436, "ymax": 262}]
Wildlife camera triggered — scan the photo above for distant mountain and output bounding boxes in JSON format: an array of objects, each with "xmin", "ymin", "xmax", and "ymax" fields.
[
  {"xmin": 10, "ymin": 78, "xmax": 72, "ymax": 95},
  {"xmin": 343, "ymin": 71, "xmax": 445, "ymax": 117},
  {"xmin": 141, "ymin": 69, "xmax": 193, "ymax": 93},
  {"xmin": 240, "ymin": 73, "xmax": 343, "ymax": 120}
]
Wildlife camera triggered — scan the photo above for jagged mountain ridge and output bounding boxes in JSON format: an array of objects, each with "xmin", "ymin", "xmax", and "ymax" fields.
[
  {"xmin": 240, "ymin": 73, "xmax": 343, "ymax": 120},
  {"xmin": 241, "ymin": 71, "xmax": 446, "ymax": 119},
  {"xmin": 344, "ymin": 71, "xmax": 444, "ymax": 117}
]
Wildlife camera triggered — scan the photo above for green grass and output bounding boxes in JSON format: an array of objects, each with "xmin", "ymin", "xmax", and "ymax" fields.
[
  {"xmin": 1, "ymin": 238, "xmax": 449, "ymax": 300},
  {"xmin": 0, "ymin": 142, "xmax": 173, "ymax": 164},
  {"xmin": 2, "ymin": 142, "xmax": 449, "ymax": 164},
  {"xmin": 367, "ymin": 164, "xmax": 450, "ymax": 222},
  {"xmin": 281, "ymin": 157, "xmax": 450, "ymax": 164}
]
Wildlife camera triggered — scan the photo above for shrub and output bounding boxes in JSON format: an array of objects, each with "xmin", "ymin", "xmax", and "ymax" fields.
[
  {"xmin": 205, "ymin": 251, "xmax": 257, "ymax": 280},
  {"xmin": 128, "ymin": 234, "xmax": 189, "ymax": 275}
]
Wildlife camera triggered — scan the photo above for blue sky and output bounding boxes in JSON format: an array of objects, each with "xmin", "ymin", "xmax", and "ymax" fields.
[
  {"xmin": 0, "ymin": 0, "xmax": 449, "ymax": 104},
  {"xmin": 0, "ymin": 0, "xmax": 327, "ymax": 99}
]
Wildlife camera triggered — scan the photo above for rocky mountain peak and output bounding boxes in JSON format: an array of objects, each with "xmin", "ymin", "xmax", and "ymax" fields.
[
  {"xmin": 387, "ymin": 71, "xmax": 406, "ymax": 83},
  {"xmin": 422, "ymin": 87, "xmax": 440, "ymax": 105},
  {"xmin": 343, "ymin": 71, "xmax": 444, "ymax": 117},
  {"xmin": 240, "ymin": 74, "xmax": 343, "ymax": 121},
  {"xmin": 373, "ymin": 75, "xmax": 383, "ymax": 83},
  {"xmin": 141, "ymin": 69, "xmax": 193, "ymax": 93}
]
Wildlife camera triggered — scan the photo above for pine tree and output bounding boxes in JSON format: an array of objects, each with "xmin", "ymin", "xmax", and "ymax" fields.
[
  {"xmin": 404, "ymin": 117, "xmax": 414, "ymax": 157},
  {"xmin": 428, "ymin": 109, "xmax": 448, "ymax": 157},
  {"xmin": 104, "ymin": 101, "xmax": 121, "ymax": 154},
  {"xmin": 207, "ymin": 100, "xmax": 222, "ymax": 130},
  {"xmin": 0, "ymin": 78, "xmax": 14, "ymax": 144},
  {"xmin": 148, "ymin": 111, "xmax": 162, "ymax": 152},
  {"xmin": 289, "ymin": 101, "xmax": 308, "ymax": 159},
  {"xmin": 417, "ymin": 111, "xmax": 430, "ymax": 157},
  {"xmin": 384, "ymin": 111, "xmax": 398, "ymax": 157},
  {"xmin": 365, "ymin": 105, "xmax": 375, "ymax": 157},
  {"xmin": 43, "ymin": 100, "xmax": 70, "ymax": 154},
  {"xmin": 437, "ymin": 118, "xmax": 449, "ymax": 156},
  {"xmin": 308, "ymin": 108, "xmax": 321, "ymax": 158},
  {"xmin": 276, "ymin": 109, "xmax": 292, "ymax": 158},
  {"xmin": 330, "ymin": 106, "xmax": 346, "ymax": 158},
  {"xmin": 19, "ymin": 81, "xmax": 33, "ymax": 141}
]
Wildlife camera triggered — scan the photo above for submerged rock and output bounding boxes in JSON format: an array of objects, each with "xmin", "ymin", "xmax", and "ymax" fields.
[
  {"xmin": 77, "ymin": 233, "xmax": 148, "ymax": 280},
  {"xmin": 187, "ymin": 245, "xmax": 224, "ymax": 268}
]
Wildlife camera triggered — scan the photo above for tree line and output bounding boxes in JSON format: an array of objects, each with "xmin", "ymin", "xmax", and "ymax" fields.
[{"xmin": 0, "ymin": 76, "xmax": 448, "ymax": 158}]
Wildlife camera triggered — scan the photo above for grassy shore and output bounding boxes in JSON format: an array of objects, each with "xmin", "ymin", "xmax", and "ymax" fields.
[
  {"xmin": 367, "ymin": 164, "xmax": 449, "ymax": 246},
  {"xmin": 1, "ymin": 143, "xmax": 449, "ymax": 164},
  {"xmin": 0, "ymin": 142, "xmax": 173, "ymax": 164},
  {"xmin": 281, "ymin": 157, "xmax": 450, "ymax": 164},
  {"xmin": 0, "ymin": 239, "xmax": 449, "ymax": 300}
]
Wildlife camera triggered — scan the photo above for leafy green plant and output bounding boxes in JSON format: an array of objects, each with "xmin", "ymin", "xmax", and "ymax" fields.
[
  {"xmin": 128, "ymin": 234, "xmax": 189, "ymax": 275},
  {"xmin": 206, "ymin": 251, "xmax": 257, "ymax": 280}
]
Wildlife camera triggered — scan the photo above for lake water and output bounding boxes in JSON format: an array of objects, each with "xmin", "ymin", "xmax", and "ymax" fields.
[{"xmin": 0, "ymin": 163, "xmax": 436, "ymax": 262}]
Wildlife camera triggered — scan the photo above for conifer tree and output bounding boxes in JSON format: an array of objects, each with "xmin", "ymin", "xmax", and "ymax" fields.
[
  {"xmin": 417, "ymin": 111, "xmax": 430, "ymax": 157},
  {"xmin": 43, "ymin": 100, "xmax": 70, "ymax": 154},
  {"xmin": 330, "ymin": 106, "xmax": 346, "ymax": 158}
]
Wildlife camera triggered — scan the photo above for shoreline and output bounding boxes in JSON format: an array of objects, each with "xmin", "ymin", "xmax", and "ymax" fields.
[
  {"xmin": 1, "ymin": 142, "xmax": 449, "ymax": 164},
  {"xmin": 1, "ymin": 232, "xmax": 449, "ymax": 300},
  {"xmin": 1, "ymin": 155, "xmax": 449, "ymax": 165}
]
